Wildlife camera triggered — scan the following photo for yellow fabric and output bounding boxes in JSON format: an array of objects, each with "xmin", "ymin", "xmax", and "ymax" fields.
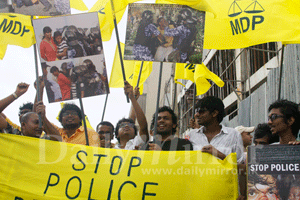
[
  {"xmin": 90, "ymin": 0, "xmax": 139, "ymax": 42},
  {"xmin": 57, "ymin": 102, "xmax": 95, "ymax": 131},
  {"xmin": 109, "ymin": 43, "xmax": 152, "ymax": 94},
  {"xmin": 204, "ymin": 0, "xmax": 300, "ymax": 49},
  {"xmin": 174, "ymin": 63, "xmax": 195, "ymax": 86},
  {"xmin": 0, "ymin": 13, "xmax": 35, "ymax": 60},
  {"xmin": 70, "ymin": 0, "xmax": 88, "ymax": 11},
  {"xmin": 194, "ymin": 64, "xmax": 224, "ymax": 95},
  {"xmin": 0, "ymin": 133, "xmax": 238, "ymax": 199}
]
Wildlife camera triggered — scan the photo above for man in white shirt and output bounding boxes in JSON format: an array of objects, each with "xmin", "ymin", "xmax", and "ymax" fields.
[{"xmin": 188, "ymin": 96, "xmax": 244, "ymax": 163}]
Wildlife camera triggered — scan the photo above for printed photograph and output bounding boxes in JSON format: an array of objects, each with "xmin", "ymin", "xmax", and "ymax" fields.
[
  {"xmin": 0, "ymin": 0, "xmax": 12, "ymax": 13},
  {"xmin": 124, "ymin": 3, "xmax": 205, "ymax": 64},
  {"xmin": 11, "ymin": 0, "xmax": 70, "ymax": 16},
  {"xmin": 41, "ymin": 55, "xmax": 109, "ymax": 103},
  {"xmin": 33, "ymin": 12, "xmax": 103, "ymax": 62}
]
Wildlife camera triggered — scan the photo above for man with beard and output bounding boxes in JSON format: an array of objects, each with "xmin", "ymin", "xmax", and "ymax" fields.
[
  {"xmin": 187, "ymin": 96, "xmax": 244, "ymax": 163},
  {"xmin": 267, "ymin": 100, "xmax": 300, "ymax": 145},
  {"xmin": 144, "ymin": 106, "xmax": 193, "ymax": 151},
  {"xmin": 41, "ymin": 103, "xmax": 99, "ymax": 146}
]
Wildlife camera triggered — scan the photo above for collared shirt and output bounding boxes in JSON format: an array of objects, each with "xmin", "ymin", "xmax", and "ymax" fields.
[
  {"xmin": 55, "ymin": 125, "xmax": 100, "ymax": 147},
  {"xmin": 188, "ymin": 125, "xmax": 244, "ymax": 163},
  {"xmin": 114, "ymin": 135, "xmax": 144, "ymax": 150}
]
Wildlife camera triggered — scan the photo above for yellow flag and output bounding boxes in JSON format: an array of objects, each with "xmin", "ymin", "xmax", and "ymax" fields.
[
  {"xmin": 204, "ymin": 0, "xmax": 300, "ymax": 49},
  {"xmin": 109, "ymin": 43, "xmax": 152, "ymax": 94},
  {"xmin": 0, "ymin": 13, "xmax": 35, "ymax": 60},
  {"xmin": 194, "ymin": 64, "xmax": 224, "ymax": 95},
  {"xmin": 70, "ymin": 0, "xmax": 88, "ymax": 11},
  {"xmin": 90, "ymin": 0, "xmax": 139, "ymax": 42},
  {"xmin": 57, "ymin": 102, "xmax": 95, "ymax": 130},
  {"xmin": 174, "ymin": 63, "xmax": 195, "ymax": 86},
  {"xmin": 0, "ymin": 133, "xmax": 239, "ymax": 199},
  {"xmin": 109, "ymin": 43, "xmax": 135, "ymax": 88}
]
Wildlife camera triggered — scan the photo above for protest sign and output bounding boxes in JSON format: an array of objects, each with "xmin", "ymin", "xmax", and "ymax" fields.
[
  {"xmin": 0, "ymin": 133, "xmax": 238, "ymax": 199},
  {"xmin": 32, "ymin": 12, "xmax": 109, "ymax": 103},
  {"xmin": 248, "ymin": 145, "xmax": 300, "ymax": 199},
  {"xmin": 124, "ymin": 3, "xmax": 205, "ymax": 64}
]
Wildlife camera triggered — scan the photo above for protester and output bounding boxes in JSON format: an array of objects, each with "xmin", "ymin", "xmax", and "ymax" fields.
[
  {"xmin": 188, "ymin": 96, "xmax": 244, "ymax": 163},
  {"xmin": 235, "ymin": 125, "xmax": 255, "ymax": 151},
  {"xmin": 50, "ymin": 66, "xmax": 71, "ymax": 101},
  {"xmin": 143, "ymin": 106, "xmax": 193, "ymax": 151},
  {"xmin": 114, "ymin": 81, "xmax": 148, "ymax": 149},
  {"xmin": 53, "ymin": 31, "xmax": 68, "ymax": 60},
  {"xmin": 20, "ymin": 112, "xmax": 44, "ymax": 138},
  {"xmin": 253, "ymin": 123, "xmax": 273, "ymax": 145},
  {"xmin": 40, "ymin": 26, "xmax": 57, "ymax": 61},
  {"xmin": 96, "ymin": 121, "xmax": 115, "ymax": 148},
  {"xmin": 268, "ymin": 100, "xmax": 300, "ymax": 144},
  {"xmin": 53, "ymin": 103, "xmax": 100, "ymax": 146}
]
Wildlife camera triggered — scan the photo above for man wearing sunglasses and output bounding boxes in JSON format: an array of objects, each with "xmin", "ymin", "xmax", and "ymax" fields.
[
  {"xmin": 187, "ymin": 96, "xmax": 244, "ymax": 163},
  {"xmin": 267, "ymin": 100, "xmax": 300, "ymax": 144},
  {"xmin": 114, "ymin": 81, "xmax": 149, "ymax": 149}
]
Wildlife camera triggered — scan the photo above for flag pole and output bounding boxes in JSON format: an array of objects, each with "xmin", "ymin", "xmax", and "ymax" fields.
[
  {"xmin": 101, "ymin": 93, "xmax": 109, "ymax": 122},
  {"xmin": 31, "ymin": 16, "xmax": 42, "ymax": 128},
  {"xmin": 110, "ymin": 0, "xmax": 129, "ymax": 103},
  {"xmin": 192, "ymin": 82, "xmax": 196, "ymax": 118},
  {"xmin": 136, "ymin": 61, "xmax": 144, "ymax": 87},
  {"xmin": 76, "ymin": 82, "xmax": 89, "ymax": 146},
  {"xmin": 153, "ymin": 62, "xmax": 163, "ymax": 143},
  {"xmin": 278, "ymin": 45, "xmax": 285, "ymax": 100}
]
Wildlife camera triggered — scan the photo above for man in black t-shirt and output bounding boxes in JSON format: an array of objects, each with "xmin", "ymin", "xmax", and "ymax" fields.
[{"xmin": 144, "ymin": 106, "xmax": 193, "ymax": 151}]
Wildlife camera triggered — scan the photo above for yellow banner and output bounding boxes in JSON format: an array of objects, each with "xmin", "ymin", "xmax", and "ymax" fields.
[
  {"xmin": 204, "ymin": 0, "xmax": 300, "ymax": 49},
  {"xmin": 0, "ymin": 13, "xmax": 36, "ymax": 59},
  {"xmin": 0, "ymin": 133, "xmax": 238, "ymax": 199}
]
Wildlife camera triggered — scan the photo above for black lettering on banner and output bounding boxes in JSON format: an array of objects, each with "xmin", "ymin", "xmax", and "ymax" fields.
[
  {"xmin": 44, "ymin": 173, "xmax": 60, "ymax": 194},
  {"xmin": 230, "ymin": 19, "xmax": 241, "ymax": 35},
  {"xmin": 127, "ymin": 156, "xmax": 142, "ymax": 177},
  {"xmin": 20, "ymin": 25, "xmax": 30, "ymax": 37},
  {"xmin": 94, "ymin": 154, "xmax": 107, "ymax": 174},
  {"xmin": 240, "ymin": 17, "xmax": 250, "ymax": 33},
  {"xmin": 142, "ymin": 182, "xmax": 158, "ymax": 200},
  {"xmin": 65, "ymin": 176, "xmax": 82, "ymax": 199},
  {"xmin": 14, "ymin": 197, "xmax": 23, "ymax": 200},
  {"xmin": 252, "ymin": 16, "xmax": 264, "ymax": 30},
  {"xmin": 88, "ymin": 178, "xmax": 96, "ymax": 200},
  {"xmin": 107, "ymin": 180, "xmax": 114, "ymax": 200},
  {"xmin": 0, "ymin": 19, "xmax": 13, "ymax": 33},
  {"xmin": 184, "ymin": 64, "xmax": 195, "ymax": 73},
  {"xmin": 118, "ymin": 181, "xmax": 137, "ymax": 200},
  {"xmin": 110, "ymin": 156, "xmax": 123, "ymax": 175},
  {"xmin": 72, "ymin": 150, "xmax": 87, "ymax": 171},
  {"xmin": 11, "ymin": 21, "xmax": 22, "ymax": 35}
]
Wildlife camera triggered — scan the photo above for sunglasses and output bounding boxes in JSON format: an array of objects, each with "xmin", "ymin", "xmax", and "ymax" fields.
[
  {"xmin": 119, "ymin": 123, "xmax": 135, "ymax": 128},
  {"xmin": 268, "ymin": 114, "xmax": 284, "ymax": 122}
]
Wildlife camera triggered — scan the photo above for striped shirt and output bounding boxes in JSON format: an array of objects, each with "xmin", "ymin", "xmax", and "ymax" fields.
[
  {"xmin": 57, "ymin": 40, "xmax": 68, "ymax": 60},
  {"xmin": 188, "ymin": 125, "xmax": 244, "ymax": 163}
]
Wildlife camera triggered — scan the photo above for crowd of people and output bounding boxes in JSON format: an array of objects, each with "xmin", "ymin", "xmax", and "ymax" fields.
[
  {"xmin": 39, "ymin": 25, "xmax": 102, "ymax": 62},
  {"xmin": 41, "ymin": 59, "xmax": 107, "ymax": 103},
  {"xmin": 0, "ymin": 80, "xmax": 299, "ymax": 200},
  {"xmin": 132, "ymin": 8, "xmax": 198, "ymax": 63}
]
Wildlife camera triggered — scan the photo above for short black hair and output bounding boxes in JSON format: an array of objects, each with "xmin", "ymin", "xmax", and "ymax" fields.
[
  {"xmin": 96, "ymin": 121, "xmax": 114, "ymax": 133},
  {"xmin": 43, "ymin": 26, "xmax": 52, "ymax": 34},
  {"xmin": 115, "ymin": 118, "xmax": 137, "ymax": 142},
  {"xmin": 254, "ymin": 123, "xmax": 272, "ymax": 141},
  {"xmin": 19, "ymin": 102, "xmax": 33, "ymax": 115},
  {"xmin": 20, "ymin": 112, "xmax": 36, "ymax": 124},
  {"xmin": 195, "ymin": 96, "xmax": 225, "ymax": 123},
  {"xmin": 53, "ymin": 31, "xmax": 62, "ymax": 45},
  {"xmin": 268, "ymin": 99, "xmax": 300, "ymax": 137},
  {"xmin": 50, "ymin": 66, "xmax": 59, "ymax": 73},
  {"xmin": 151, "ymin": 106, "xmax": 177, "ymax": 134},
  {"xmin": 58, "ymin": 104, "xmax": 82, "ymax": 126}
]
